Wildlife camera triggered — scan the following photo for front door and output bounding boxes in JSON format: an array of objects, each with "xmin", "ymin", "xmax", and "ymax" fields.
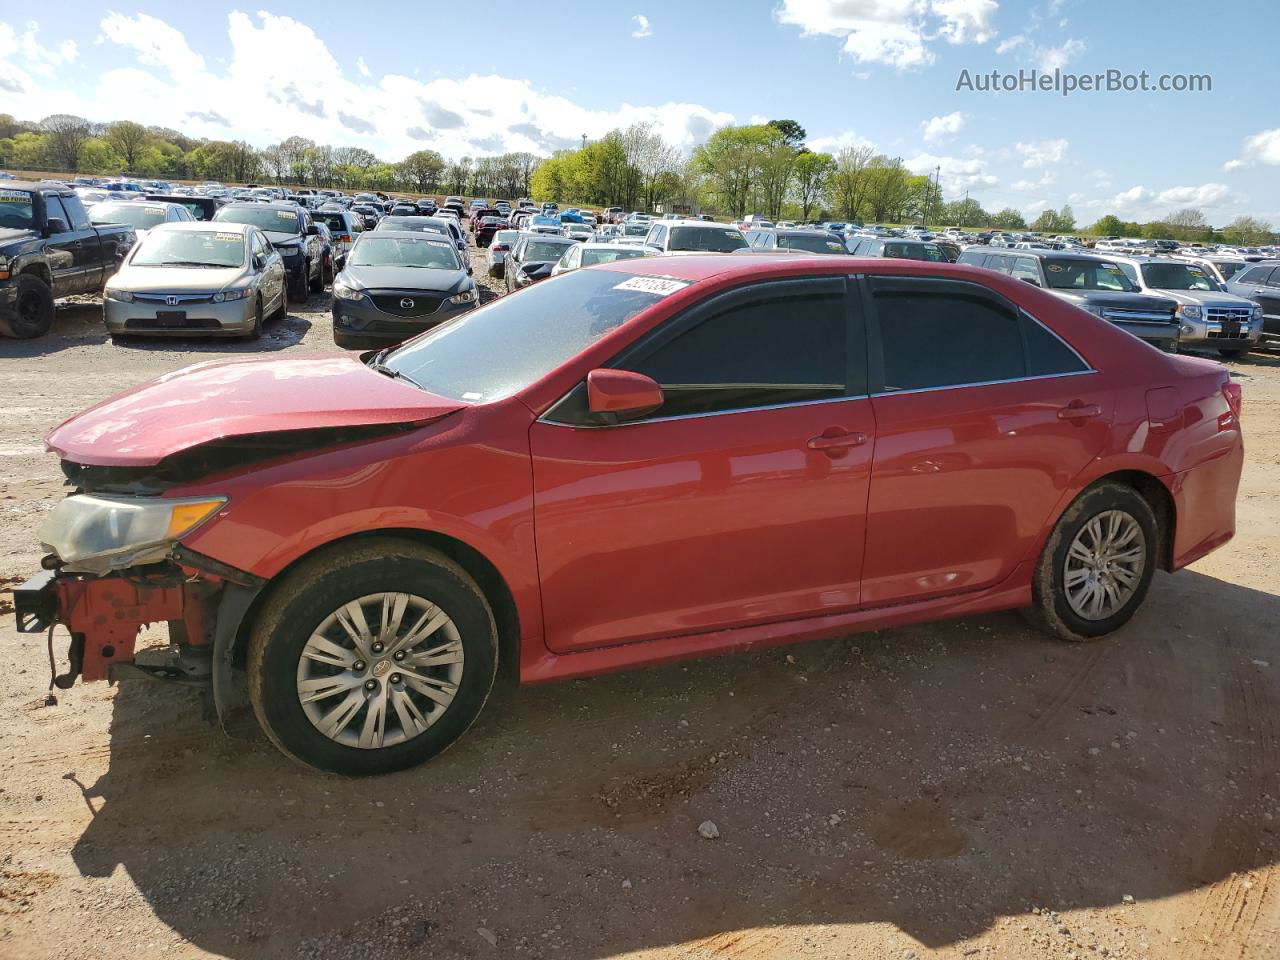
[
  {"xmin": 530, "ymin": 276, "xmax": 875, "ymax": 654},
  {"xmin": 43, "ymin": 194, "xmax": 100, "ymax": 296},
  {"xmin": 860, "ymin": 276, "xmax": 1113, "ymax": 607}
]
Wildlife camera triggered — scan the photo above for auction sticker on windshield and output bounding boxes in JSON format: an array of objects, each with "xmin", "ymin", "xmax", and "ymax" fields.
[
  {"xmin": 613, "ymin": 276, "xmax": 691, "ymax": 296},
  {"xmin": 0, "ymin": 189, "xmax": 31, "ymax": 202}
]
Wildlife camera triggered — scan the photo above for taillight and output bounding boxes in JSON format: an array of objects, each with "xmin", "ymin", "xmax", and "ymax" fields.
[
  {"xmin": 1223, "ymin": 380, "xmax": 1242, "ymax": 420},
  {"xmin": 492, "ymin": 244, "xmax": 508, "ymax": 252}
]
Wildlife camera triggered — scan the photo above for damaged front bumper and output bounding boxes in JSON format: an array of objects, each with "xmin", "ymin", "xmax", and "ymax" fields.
[{"xmin": 13, "ymin": 550, "xmax": 265, "ymax": 723}]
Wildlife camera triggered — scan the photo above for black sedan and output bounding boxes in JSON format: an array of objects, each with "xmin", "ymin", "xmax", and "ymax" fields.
[
  {"xmin": 330, "ymin": 231, "xmax": 478, "ymax": 350},
  {"xmin": 504, "ymin": 235, "xmax": 577, "ymax": 293}
]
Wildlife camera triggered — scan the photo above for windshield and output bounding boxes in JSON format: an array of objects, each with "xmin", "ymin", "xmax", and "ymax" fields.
[
  {"xmin": 623, "ymin": 223, "xmax": 648, "ymax": 236},
  {"xmin": 215, "ymin": 206, "xmax": 301, "ymax": 236},
  {"xmin": 581, "ymin": 248, "xmax": 647, "ymax": 266},
  {"xmin": 385, "ymin": 269, "xmax": 674, "ymax": 403},
  {"xmin": 523, "ymin": 240, "xmax": 573, "ymax": 262},
  {"xmin": 0, "ymin": 188, "xmax": 36, "ymax": 229},
  {"xmin": 779, "ymin": 234, "xmax": 847, "ymax": 255},
  {"xmin": 90, "ymin": 202, "xmax": 170, "ymax": 229},
  {"xmin": 316, "ymin": 212, "xmax": 350, "ymax": 232},
  {"xmin": 1043, "ymin": 259, "xmax": 1135, "ymax": 291},
  {"xmin": 883, "ymin": 242, "xmax": 944, "ymax": 262},
  {"xmin": 668, "ymin": 227, "xmax": 748, "ymax": 253},
  {"xmin": 350, "ymin": 236, "xmax": 460, "ymax": 269},
  {"xmin": 131, "ymin": 230, "xmax": 246, "ymax": 268},
  {"xmin": 1141, "ymin": 262, "xmax": 1215, "ymax": 291}
]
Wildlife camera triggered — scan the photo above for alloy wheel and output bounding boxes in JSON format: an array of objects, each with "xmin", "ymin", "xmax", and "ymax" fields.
[
  {"xmin": 1063, "ymin": 510, "xmax": 1146, "ymax": 620},
  {"xmin": 295, "ymin": 592, "xmax": 465, "ymax": 749}
]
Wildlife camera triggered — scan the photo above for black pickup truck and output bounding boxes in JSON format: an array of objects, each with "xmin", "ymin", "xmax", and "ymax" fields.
[{"xmin": 0, "ymin": 180, "xmax": 135, "ymax": 338}]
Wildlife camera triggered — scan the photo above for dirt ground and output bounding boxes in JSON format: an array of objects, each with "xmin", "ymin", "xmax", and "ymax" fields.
[{"xmin": 1, "ymin": 246, "xmax": 1278, "ymax": 960}]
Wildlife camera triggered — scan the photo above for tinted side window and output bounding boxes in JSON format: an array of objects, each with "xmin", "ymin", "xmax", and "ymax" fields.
[
  {"xmin": 1237, "ymin": 266, "xmax": 1274, "ymax": 285},
  {"xmin": 1023, "ymin": 315, "xmax": 1088, "ymax": 376},
  {"xmin": 873, "ymin": 290, "xmax": 1025, "ymax": 391},
  {"xmin": 44, "ymin": 194, "xmax": 70, "ymax": 229},
  {"xmin": 622, "ymin": 284, "xmax": 850, "ymax": 418},
  {"xmin": 61, "ymin": 194, "xmax": 92, "ymax": 230}
]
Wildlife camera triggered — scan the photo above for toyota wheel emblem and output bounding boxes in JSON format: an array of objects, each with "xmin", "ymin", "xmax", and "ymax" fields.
[{"xmin": 400, "ymin": 298, "xmax": 415, "ymax": 309}]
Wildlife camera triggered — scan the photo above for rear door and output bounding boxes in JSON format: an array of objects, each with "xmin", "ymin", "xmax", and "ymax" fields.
[
  {"xmin": 529, "ymin": 276, "xmax": 875, "ymax": 653},
  {"xmin": 860, "ymin": 275, "xmax": 1112, "ymax": 607}
]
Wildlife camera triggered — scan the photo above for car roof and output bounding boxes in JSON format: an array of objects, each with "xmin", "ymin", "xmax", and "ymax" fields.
[
  {"xmin": 360, "ymin": 230, "xmax": 458, "ymax": 243},
  {"xmin": 151, "ymin": 220, "xmax": 253, "ymax": 234},
  {"xmin": 984, "ymin": 248, "xmax": 1116, "ymax": 262},
  {"xmin": 223, "ymin": 200, "xmax": 300, "ymax": 210}
]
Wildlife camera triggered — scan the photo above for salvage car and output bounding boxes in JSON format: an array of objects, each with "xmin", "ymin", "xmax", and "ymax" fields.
[
  {"xmin": 88, "ymin": 199, "xmax": 194, "ymax": 240},
  {"xmin": 960, "ymin": 248, "xmax": 1180, "ymax": 353},
  {"xmin": 486, "ymin": 228, "xmax": 519, "ymax": 278},
  {"xmin": 1109, "ymin": 256, "xmax": 1262, "ymax": 358},
  {"xmin": 1224, "ymin": 260, "xmax": 1280, "ymax": 348},
  {"xmin": 503, "ymin": 234, "xmax": 576, "ymax": 291},
  {"xmin": 643, "ymin": 220, "xmax": 748, "ymax": 255},
  {"xmin": 14, "ymin": 255, "xmax": 1244, "ymax": 776},
  {"xmin": 0, "ymin": 180, "xmax": 135, "ymax": 338},
  {"xmin": 330, "ymin": 231, "xmax": 478, "ymax": 349},
  {"xmin": 102, "ymin": 221, "xmax": 287, "ymax": 339},
  {"xmin": 212, "ymin": 201, "xmax": 324, "ymax": 298},
  {"xmin": 549, "ymin": 241, "xmax": 649, "ymax": 275}
]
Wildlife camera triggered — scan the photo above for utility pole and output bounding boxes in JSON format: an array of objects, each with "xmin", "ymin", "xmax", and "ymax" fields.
[
  {"xmin": 933, "ymin": 165, "xmax": 941, "ymax": 226},
  {"xmin": 581, "ymin": 133, "xmax": 588, "ymax": 151}
]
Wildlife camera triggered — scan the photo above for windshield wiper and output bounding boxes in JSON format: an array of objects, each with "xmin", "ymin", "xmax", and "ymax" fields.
[
  {"xmin": 369, "ymin": 360, "xmax": 426, "ymax": 391},
  {"xmin": 156, "ymin": 260, "xmax": 224, "ymax": 267}
]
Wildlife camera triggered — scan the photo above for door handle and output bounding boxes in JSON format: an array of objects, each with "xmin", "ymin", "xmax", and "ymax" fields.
[
  {"xmin": 1057, "ymin": 402, "xmax": 1102, "ymax": 421},
  {"xmin": 807, "ymin": 429, "xmax": 868, "ymax": 452},
  {"xmin": 69, "ymin": 240, "xmax": 82, "ymax": 248}
]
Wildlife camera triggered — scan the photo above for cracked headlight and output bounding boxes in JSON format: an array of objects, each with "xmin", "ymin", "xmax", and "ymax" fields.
[{"xmin": 39, "ymin": 495, "xmax": 227, "ymax": 574}]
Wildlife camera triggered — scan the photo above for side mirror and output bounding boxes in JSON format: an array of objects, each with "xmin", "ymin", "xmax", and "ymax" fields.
[
  {"xmin": 587, "ymin": 369, "xmax": 664, "ymax": 420},
  {"xmin": 45, "ymin": 217, "xmax": 69, "ymax": 235},
  {"xmin": 253, "ymin": 254, "xmax": 265, "ymax": 271},
  {"xmin": 306, "ymin": 224, "xmax": 320, "ymax": 236},
  {"xmin": 1020, "ymin": 276, "xmax": 1041, "ymax": 287}
]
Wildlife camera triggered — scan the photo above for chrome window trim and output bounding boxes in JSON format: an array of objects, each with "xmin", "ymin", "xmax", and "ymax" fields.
[
  {"xmin": 870, "ymin": 368, "xmax": 1098, "ymax": 399},
  {"xmin": 537, "ymin": 391, "xmax": 870, "ymax": 430}
]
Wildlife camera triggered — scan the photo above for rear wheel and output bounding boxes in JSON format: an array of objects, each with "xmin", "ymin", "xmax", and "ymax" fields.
[
  {"xmin": 308, "ymin": 258, "xmax": 323, "ymax": 293},
  {"xmin": 247, "ymin": 540, "xmax": 498, "ymax": 776},
  {"xmin": 1025, "ymin": 482, "xmax": 1158, "ymax": 642},
  {"xmin": 0, "ymin": 273, "xmax": 55, "ymax": 339},
  {"xmin": 1218, "ymin": 347, "xmax": 1248, "ymax": 359},
  {"xmin": 273, "ymin": 282, "xmax": 289, "ymax": 320}
]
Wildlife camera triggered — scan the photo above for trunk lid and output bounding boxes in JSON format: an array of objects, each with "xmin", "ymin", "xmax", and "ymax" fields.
[{"xmin": 47, "ymin": 354, "xmax": 465, "ymax": 467}]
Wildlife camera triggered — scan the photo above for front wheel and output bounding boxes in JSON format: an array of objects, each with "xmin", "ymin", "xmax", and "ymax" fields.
[
  {"xmin": 1024, "ymin": 482, "xmax": 1158, "ymax": 642},
  {"xmin": 308, "ymin": 259, "xmax": 323, "ymax": 293},
  {"xmin": 247, "ymin": 539, "xmax": 498, "ymax": 776},
  {"xmin": 1218, "ymin": 347, "xmax": 1248, "ymax": 359},
  {"xmin": 0, "ymin": 273, "xmax": 55, "ymax": 339}
]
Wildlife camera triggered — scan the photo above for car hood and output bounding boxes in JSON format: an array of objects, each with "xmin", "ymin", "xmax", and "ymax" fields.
[
  {"xmin": 1145, "ymin": 288, "xmax": 1255, "ymax": 307},
  {"xmin": 342, "ymin": 266, "xmax": 468, "ymax": 293},
  {"xmin": 1051, "ymin": 290, "xmax": 1176, "ymax": 312},
  {"xmin": 111, "ymin": 263, "xmax": 245, "ymax": 292},
  {"xmin": 0, "ymin": 227, "xmax": 38, "ymax": 245},
  {"xmin": 263, "ymin": 230, "xmax": 303, "ymax": 244},
  {"xmin": 46, "ymin": 354, "xmax": 465, "ymax": 467}
]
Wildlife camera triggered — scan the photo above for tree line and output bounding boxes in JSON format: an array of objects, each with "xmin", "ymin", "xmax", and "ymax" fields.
[{"xmin": 1, "ymin": 112, "xmax": 1273, "ymax": 242}]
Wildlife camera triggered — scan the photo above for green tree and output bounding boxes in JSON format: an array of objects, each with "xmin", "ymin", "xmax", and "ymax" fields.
[
  {"xmin": 1090, "ymin": 214, "xmax": 1125, "ymax": 236},
  {"xmin": 400, "ymin": 149, "xmax": 445, "ymax": 193},
  {"xmin": 767, "ymin": 119, "xmax": 807, "ymax": 148},
  {"xmin": 792, "ymin": 152, "xmax": 833, "ymax": 221},
  {"xmin": 103, "ymin": 121, "xmax": 150, "ymax": 171},
  {"xmin": 990, "ymin": 207, "xmax": 1027, "ymax": 230},
  {"xmin": 41, "ymin": 114, "xmax": 93, "ymax": 171},
  {"xmin": 1221, "ymin": 216, "xmax": 1273, "ymax": 246}
]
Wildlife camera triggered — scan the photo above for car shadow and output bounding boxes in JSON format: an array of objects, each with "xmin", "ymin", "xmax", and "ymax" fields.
[{"xmin": 67, "ymin": 569, "xmax": 1278, "ymax": 957}]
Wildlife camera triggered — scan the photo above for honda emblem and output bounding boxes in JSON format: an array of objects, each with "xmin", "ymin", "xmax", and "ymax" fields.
[
  {"xmin": 400, "ymin": 298, "xmax": 415, "ymax": 309},
  {"xmin": 166, "ymin": 295, "xmax": 179, "ymax": 306}
]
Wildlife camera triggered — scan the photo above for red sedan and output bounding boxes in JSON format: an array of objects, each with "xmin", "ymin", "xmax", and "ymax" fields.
[{"xmin": 16, "ymin": 255, "xmax": 1243, "ymax": 775}]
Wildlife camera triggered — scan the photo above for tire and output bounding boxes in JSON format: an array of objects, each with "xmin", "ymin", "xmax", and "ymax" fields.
[
  {"xmin": 1024, "ymin": 481, "xmax": 1159, "ymax": 642},
  {"xmin": 1218, "ymin": 347, "xmax": 1248, "ymax": 359},
  {"xmin": 0, "ymin": 273, "xmax": 55, "ymax": 339},
  {"xmin": 273, "ymin": 283, "xmax": 289, "ymax": 321},
  {"xmin": 247, "ymin": 539, "xmax": 498, "ymax": 776},
  {"xmin": 244, "ymin": 296, "xmax": 263, "ymax": 340},
  {"xmin": 308, "ymin": 258, "xmax": 323, "ymax": 293},
  {"xmin": 322, "ymin": 256, "xmax": 334, "ymax": 287}
]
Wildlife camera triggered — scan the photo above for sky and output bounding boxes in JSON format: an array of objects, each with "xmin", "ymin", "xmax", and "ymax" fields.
[{"xmin": 2, "ymin": 0, "xmax": 1277, "ymax": 226}]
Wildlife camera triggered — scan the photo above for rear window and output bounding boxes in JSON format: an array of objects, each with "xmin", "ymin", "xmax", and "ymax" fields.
[
  {"xmin": 779, "ymin": 233, "xmax": 848, "ymax": 255},
  {"xmin": 667, "ymin": 226, "xmax": 748, "ymax": 253},
  {"xmin": 883, "ymin": 242, "xmax": 944, "ymax": 262}
]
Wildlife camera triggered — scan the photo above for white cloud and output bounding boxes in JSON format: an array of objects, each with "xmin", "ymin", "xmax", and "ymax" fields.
[
  {"xmin": 99, "ymin": 12, "xmax": 200, "ymax": 76},
  {"xmin": 932, "ymin": 0, "xmax": 998, "ymax": 44},
  {"xmin": 903, "ymin": 151, "xmax": 999, "ymax": 194},
  {"xmin": 1155, "ymin": 183, "xmax": 1229, "ymax": 208},
  {"xmin": 1015, "ymin": 137, "xmax": 1068, "ymax": 168},
  {"xmin": 776, "ymin": 0, "xmax": 998, "ymax": 70},
  {"xmin": 995, "ymin": 34, "xmax": 1024, "ymax": 53},
  {"xmin": 0, "ymin": 12, "xmax": 734, "ymax": 160},
  {"xmin": 1, "ymin": 19, "xmax": 77, "ymax": 81},
  {"xmin": 921, "ymin": 111, "xmax": 965, "ymax": 143},
  {"xmin": 1224, "ymin": 128, "xmax": 1280, "ymax": 171},
  {"xmin": 356, "ymin": 56, "xmax": 371, "ymax": 78},
  {"xmin": 631, "ymin": 14, "xmax": 652, "ymax": 38},
  {"xmin": 1012, "ymin": 171, "xmax": 1055, "ymax": 190},
  {"xmin": 808, "ymin": 129, "xmax": 876, "ymax": 153},
  {"xmin": 1034, "ymin": 37, "xmax": 1085, "ymax": 72}
]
